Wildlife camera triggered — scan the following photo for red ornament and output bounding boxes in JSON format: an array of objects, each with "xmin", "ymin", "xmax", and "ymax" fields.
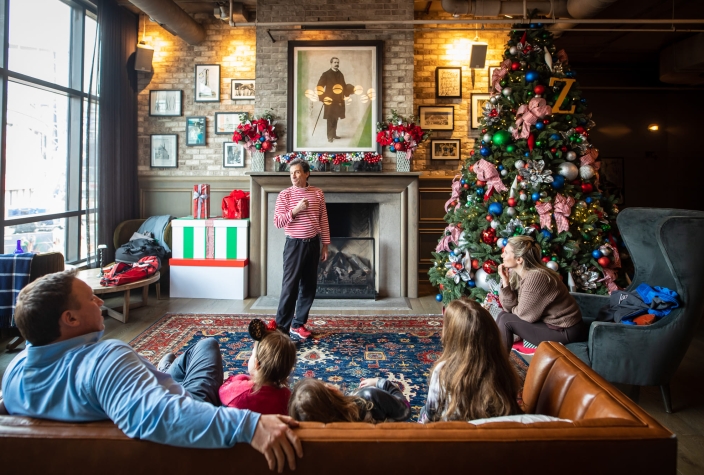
[
  {"xmin": 471, "ymin": 258, "xmax": 480, "ymax": 270},
  {"xmin": 581, "ymin": 183, "xmax": 594, "ymax": 194},
  {"xmin": 561, "ymin": 146, "xmax": 568, "ymax": 152},
  {"xmin": 534, "ymin": 84, "xmax": 546, "ymax": 95},
  {"xmin": 469, "ymin": 164, "xmax": 475, "ymax": 172},
  {"xmin": 481, "ymin": 129, "xmax": 487, "ymax": 134},
  {"xmin": 476, "ymin": 180, "xmax": 486, "ymax": 186},
  {"xmin": 481, "ymin": 228, "xmax": 497, "ymax": 244},
  {"xmin": 463, "ymin": 184, "xmax": 469, "ymax": 189},
  {"xmin": 598, "ymin": 256, "xmax": 611, "ymax": 267},
  {"xmin": 486, "ymin": 215, "xmax": 493, "ymax": 222},
  {"xmin": 507, "ymin": 197, "xmax": 517, "ymax": 207},
  {"xmin": 527, "ymin": 133, "xmax": 535, "ymax": 152},
  {"xmin": 516, "ymin": 175, "xmax": 523, "ymax": 182},
  {"xmin": 575, "ymin": 126, "xmax": 585, "ymax": 134},
  {"xmin": 542, "ymin": 256, "xmax": 550, "ymax": 263},
  {"xmin": 482, "ymin": 259, "xmax": 498, "ymax": 274},
  {"xmin": 511, "ymin": 62, "xmax": 520, "ymax": 71},
  {"xmin": 454, "ymin": 262, "xmax": 463, "ymax": 270},
  {"xmin": 550, "ymin": 147, "xmax": 557, "ymax": 153},
  {"xmin": 543, "ymin": 119, "xmax": 550, "ymax": 124},
  {"xmin": 470, "ymin": 150, "xmax": 475, "ymax": 156},
  {"xmin": 439, "ymin": 284, "xmax": 444, "ymax": 290}
]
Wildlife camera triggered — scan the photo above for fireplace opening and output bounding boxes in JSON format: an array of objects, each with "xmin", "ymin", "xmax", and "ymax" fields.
[{"xmin": 316, "ymin": 203, "xmax": 377, "ymax": 299}]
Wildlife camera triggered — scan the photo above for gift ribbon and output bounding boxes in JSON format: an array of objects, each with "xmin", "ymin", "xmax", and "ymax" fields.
[
  {"xmin": 535, "ymin": 201, "xmax": 553, "ymax": 230},
  {"xmin": 513, "ymin": 97, "xmax": 553, "ymax": 139},
  {"xmin": 444, "ymin": 175, "xmax": 463, "ymax": 212},
  {"xmin": 206, "ymin": 219, "xmax": 215, "ymax": 259},
  {"xmin": 193, "ymin": 184, "xmax": 210, "ymax": 219},
  {"xmin": 579, "ymin": 147, "xmax": 600, "ymax": 169},
  {"xmin": 553, "ymin": 193, "xmax": 575, "ymax": 233},
  {"xmin": 598, "ymin": 267, "xmax": 620, "ymax": 293},
  {"xmin": 436, "ymin": 223, "xmax": 462, "ymax": 253},
  {"xmin": 492, "ymin": 59, "xmax": 512, "ymax": 93},
  {"xmin": 474, "ymin": 159, "xmax": 507, "ymax": 200}
]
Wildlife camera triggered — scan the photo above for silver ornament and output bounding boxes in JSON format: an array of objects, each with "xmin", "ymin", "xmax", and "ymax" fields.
[
  {"xmin": 482, "ymin": 133, "xmax": 492, "ymax": 143},
  {"xmin": 579, "ymin": 165, "xmax": 595, "ymax": 180},
  {"xmin": 508, "ymin": 126, "xmax": 515, "ymax": 134},
  {"xmin": 489, "ymin": 96, "xmax": 498, "ymax": 104},
  {"xmin": 483, "ymin": 101, "xmax": 494, "ymax": 111},
  {"xmin": 491, "ymin": 220, "xmax": 500, "ymax": 229},
  {"xmin": 540, "ymin": 191, "xmax": 547, "ymax": 197},
  {"xmin": 557, "ymin": 161, "xmax": 579, "ymax": 181},
  {"xmin": 544, "ymin": 50, "xmax": 553, "ymax": 71},
  {"xmin": 509, "ymin": 46, "xmax": 517, "ymax": 55},
  {"xmin": 514, "ymin": 159, "xmax": 525, "ymax": 169},
  {"xmin": 473, "ymin": 268, "xmax": 494, "ymax": 291},
  {"xmin": 565, "ymin": 151, "xmax": 577, "ymax": 161},
  {"xmin": 506, "ymin": 207, "xmax": 517, "ymax": 216},
  {"xmin": 546, "ymin": 261, "xmax": 559, "ymax": 271},
  {"xmin": 599, "ymin": 245, "xmax": 612, "ymax": 256},
  {"xmin": 519, "ymin": 193, "xmax": 528, "ymax": 201},
  {"xmin": 500, "ymin": 169, "xmax": 508, "ymax": 176},
  {"xmin": 576, "ymin": 200, "xmax": 588, "ymax": 209},
  {"xmin": 502, "ymin": 87, "xmax": 512, "ymax": 97}
]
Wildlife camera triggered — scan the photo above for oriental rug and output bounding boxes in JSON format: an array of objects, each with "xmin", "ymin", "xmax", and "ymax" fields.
[{"xmin": 130, "ymin": 314, "xmax": 529, "ymax": 421}]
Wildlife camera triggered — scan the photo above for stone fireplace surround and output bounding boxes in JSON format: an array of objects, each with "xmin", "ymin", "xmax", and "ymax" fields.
[{"xmin": 248, "ymin": 172, "xmax": 420, "ymax": 299}]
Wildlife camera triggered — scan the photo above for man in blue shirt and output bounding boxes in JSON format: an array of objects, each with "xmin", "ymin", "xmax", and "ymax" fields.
[{"xmin": 1, "ymin": 270, "xmax": 303, "ymax": 473}]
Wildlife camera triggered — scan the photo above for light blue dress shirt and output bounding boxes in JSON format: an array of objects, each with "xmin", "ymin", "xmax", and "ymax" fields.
[{"xmin": 1, "ymin": 331, "xmax": 260, "ymax": 448}]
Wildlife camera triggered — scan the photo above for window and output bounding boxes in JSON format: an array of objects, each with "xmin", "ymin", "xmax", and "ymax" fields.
[{"xmin": 1, "ymin": 0, "xmax": 98, "ymax": 263}]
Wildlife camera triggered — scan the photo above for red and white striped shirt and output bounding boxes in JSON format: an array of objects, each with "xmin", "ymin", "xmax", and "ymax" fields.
[{"xmin": 274, "ymin": 185, "xmax": 331, "ymax": 244}]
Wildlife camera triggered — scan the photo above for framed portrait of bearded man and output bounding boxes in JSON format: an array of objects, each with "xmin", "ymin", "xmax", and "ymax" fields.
[{"xmin": 287, "ymin": 40, "xmax": 383, "ymax": 153}]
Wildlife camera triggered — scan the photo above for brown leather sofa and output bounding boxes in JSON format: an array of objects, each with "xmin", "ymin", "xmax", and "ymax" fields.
[{"xmin": 0, "ymin": 342, "xmax": 675, "ymax": 474}]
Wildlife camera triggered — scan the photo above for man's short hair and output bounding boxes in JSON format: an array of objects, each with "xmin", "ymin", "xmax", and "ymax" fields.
[
  {"xmin": 289, "ymin": 158, "xmax": 310, "ymax": 174},
  {"xmin": 330, "ymin": 57, "xmax": 339, "ymax": 64},
  {"xmin": 14, "ymin": 269, "xmax": 80, "ymax": 346}
]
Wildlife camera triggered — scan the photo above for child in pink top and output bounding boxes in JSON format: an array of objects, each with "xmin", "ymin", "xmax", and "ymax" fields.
[{"xmin": 219, "ymin": 319, "xmax": 297, "ymax": 415}]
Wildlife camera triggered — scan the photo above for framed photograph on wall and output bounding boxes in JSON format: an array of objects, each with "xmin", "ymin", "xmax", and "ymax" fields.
[
  {"xmin": 150, "ymin": 134, "xmax": 178, "ymax": 168},
  {"xmin": 470, "ymin": 93, "xmax": 491, "ymax": 129},
  {"xmin": 214, "ymin": 112, "xmax": 242, "ymax": 135},
  {"xmin": 149, "ymin": 90, "xmax": 182, "ymax": 116},
  {"xmin": 436, "ymin": 67, "xmax": 462, "ymax": 99},
  {"xmin": 418, "ymin": 106, "xmax": 454, "ymax": 131},
  {"xmin": 223, "ymin": 142, "xmax": 245, "ymax": 168},
  {"xmin": 287, "ymin": 40, "xmax": 383, "ymax": 153},
  {"xmin": 431, "ymin": 139, "xmax": 461, "ymax": 160},
  {"xmin": 195, "ymin": 64, "xmax": 220, "ymax": 102},
  {"xmin": 185, "ymin": 116, "xmax": 206, "ymax": 146},
  {"xmin": 231, "ymin": 79, "xmax": 255, "ymax": 100}
]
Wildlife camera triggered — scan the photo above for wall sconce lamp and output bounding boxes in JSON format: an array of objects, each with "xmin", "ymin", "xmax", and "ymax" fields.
[
  {"xmin": 134, "ymin": 15, "xmax": 153, "ymax": 72},
  {"xmin": 648, "ymin": 124, "xmax": 659, "ymax": 131}
]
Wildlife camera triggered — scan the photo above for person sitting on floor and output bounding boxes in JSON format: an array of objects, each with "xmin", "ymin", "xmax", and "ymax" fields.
[
  {"xmin": 420, "ymin": 297, "xmax": 522, "ymax": 422},
  {"xmin": 220, "ymin": 319, "xmax": 297, "ymax": 415},
  {"xmin": 0, "ymin": 270, "xmax": 302, "ymax": 473},
  {"xmin": 496, "ymin": 236, "xmax": 586, "ymax": 353},
  {"xmin": 289, "ymin": 377, "xmax": 411, "ymax": 423}
]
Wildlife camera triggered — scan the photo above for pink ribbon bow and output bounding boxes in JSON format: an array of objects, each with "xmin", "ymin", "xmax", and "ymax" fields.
[
  {"xmin": 557, "ymin": 49, "xmax": 569, "ymax": 63},
  {"xmin": 436, "ymin": 223, "xmax": 462, "ymax": 253},
  {"xmin": 580, "ymin": 147, "xmax": 600, "ymax": 169},
  {"xmin": 513, "ymin": 97, "xmax": 553, "ymax": 139},
  {"xmin": 444, "ymin": 175, "xmax": 463, "ymax": 212},
  {"xmin": 598, "ymin": 268, "xmax": 620, "ymax": 293},
  {"xmin": 492, "ymin": 59, "xmax": 512, "ymax": 93},
  {"xmin": 553, "ymin": 193, "xmax": 575, "ymax": 233},
  {"xmin": 535, "ymin": 201, "xmax": 553, "ymax": 230},
  {"xmin": 474, "ymin": 159, "xmax": 507, "ymax": 200}
]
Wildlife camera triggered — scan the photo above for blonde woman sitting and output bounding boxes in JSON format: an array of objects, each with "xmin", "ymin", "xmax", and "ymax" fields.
[{"xmin": 496, "ymin": 236, "xmax": 586, "ymax": 353}]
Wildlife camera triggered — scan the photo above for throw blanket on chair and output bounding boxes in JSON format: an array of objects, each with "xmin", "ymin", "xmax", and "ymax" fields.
[{"xmin": 0, "ymin": 253, "xmax": 34, "ymax": 328}]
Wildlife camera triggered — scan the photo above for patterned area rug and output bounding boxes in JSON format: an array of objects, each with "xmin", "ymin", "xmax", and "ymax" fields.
[{"xmin": 130, "ymin": 314, "xmax": 529, "ymax": 421}]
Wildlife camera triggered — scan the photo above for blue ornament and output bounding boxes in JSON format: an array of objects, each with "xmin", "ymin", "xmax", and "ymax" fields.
[
  {"xmin": 535, "ymin": 122, "xmax": 545, "ymax": 130},
  {"xmin": 476, "ymin": 188, "xmax": 485, "ymax": 196},
  {"xmin": 259, "ymin": 136, "xmax": 266, "ymax": 142},
  {"xmin": 525, "ymin": 71, "xmax": 539, "ymax": 82},
  {"xmin": 389, "ymin": 146, "xmax": 396, "ymax": 152},
  {"xmin": 585, "ymin": 197, "xmax": 593, "ymax": 204},
  {"xmin": 550, "ymin": 134, "xmax": 560, "ymax": 141},
  {"xmin": 541, "ymin": 229, "xmax": 552, "ymax": 240},
  {"xmin": 529, "ymin": 23, "xmax": 536, "ymax": 28},
  {"xmin": 488, "ymin": 202, "xmax": 503, "ymax": 215},
  {"xmin": 498, "ymin": 165, "xmax": 504, "ymax": 171},
  {"xmin": 393, "ymin": 137, "xmax": 399, "ymax": 143},
  {"xmin": 580, "ymin": 98, "xmax": 587, "ymax": 104},
  {"xmin": 592, "ymin": 249, "xmax": 603, "ymax": 259},
  {"xmin": 468, "ymin": 280, "xmax": 476, "ymax": 288},
  {"xmin": 531, "ymin": 192, "xmax": 540, "ymax": 201},
  {"xmin": 435, "ymin": 294, "xmax": 443, "ymax": 302},
  {"xmin": 551, "ymin": 175, "xmax": 565, "ymax": 189},
  {"xmin": 537, "ymin": 22, "xmax": 544, "ymax": 27},
  {"xmin": 460, "ymin": 178, "xmax": 466, "ymax": 185},
  {"xmin": 524, "ymin": 152, "xmax": 530, "ymax": 157},
  {"xmin": 480, "ymin": 147, "xmax": 491, "ymax": 157}
]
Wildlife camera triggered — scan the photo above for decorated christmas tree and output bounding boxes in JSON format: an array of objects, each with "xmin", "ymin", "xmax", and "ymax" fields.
[{"xmin": 429, "ymin": 24, "xmax": 626, "ymax": 305}]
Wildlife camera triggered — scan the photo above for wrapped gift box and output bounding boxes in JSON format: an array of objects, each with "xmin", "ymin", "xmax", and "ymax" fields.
[
  {"xmin": 192, "ymin": 184, "xmax": 210, "ymax": 219},
  {"xmin": 170, "ymin": 258, "xmax": 248, "ymax": 300},
  {"xmin": 171, "ymin": 217, "xmax": 249, "ymax": 259}
]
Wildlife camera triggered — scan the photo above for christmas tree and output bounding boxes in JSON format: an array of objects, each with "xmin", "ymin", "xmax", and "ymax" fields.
[{"xmin": 429, "ymin": 24, "xmax": 625, "ymax": 305}]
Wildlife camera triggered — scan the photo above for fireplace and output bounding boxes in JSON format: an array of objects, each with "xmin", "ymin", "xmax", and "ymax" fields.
[{"xmin": 247, "ymin": 172, "xmax": 420, "ymax": 299}]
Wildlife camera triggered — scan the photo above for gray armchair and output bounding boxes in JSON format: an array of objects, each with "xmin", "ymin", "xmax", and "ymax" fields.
[{"xmin": 566, "ymin": 208, "xmax": 704, "ymax": 413}]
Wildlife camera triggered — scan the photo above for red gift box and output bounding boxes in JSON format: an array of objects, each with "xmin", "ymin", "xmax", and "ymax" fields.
[
  {"xmin": 222, "ymin": 190, "xmax": 250, "ymax": 219},
  {"xmin": 192, "ymin": 184, "xmax": 210, "ymax": 219}
]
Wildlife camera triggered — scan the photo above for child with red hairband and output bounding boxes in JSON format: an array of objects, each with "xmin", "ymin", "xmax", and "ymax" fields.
[{"xmin": 219, "ymin": 319, "xmax": 297, "ymax": 415}]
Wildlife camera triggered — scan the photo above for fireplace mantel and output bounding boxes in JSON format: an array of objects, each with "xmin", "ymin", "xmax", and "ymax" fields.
[{"xmin": 248, "ymin": 172, "xmax": 420, "ymax": 298}]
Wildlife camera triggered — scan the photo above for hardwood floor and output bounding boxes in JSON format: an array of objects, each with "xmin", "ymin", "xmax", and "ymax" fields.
[{"xmin": 1, "ymin": 290, "xmax": 702, "ymax": 474}]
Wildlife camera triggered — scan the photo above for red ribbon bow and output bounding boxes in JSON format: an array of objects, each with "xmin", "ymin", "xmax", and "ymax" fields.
[{"xmin": 474, "ymin": 159, "xmax": 507, "ymax": 200}]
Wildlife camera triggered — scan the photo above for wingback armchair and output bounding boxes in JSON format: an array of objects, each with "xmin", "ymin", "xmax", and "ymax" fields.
[{"xmin": 566, "ymin": 208, "xmax": 704, "ymax": 413}]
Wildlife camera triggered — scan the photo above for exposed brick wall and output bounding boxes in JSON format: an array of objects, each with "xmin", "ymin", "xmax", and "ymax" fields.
[
  {"xmin": 255, "ymin": 0, "xmax": 414, "ymax": 171},
  {"xmin": 137, "ymin": 15, "xmax": 256, "ymax": 177},
  {"xmin": 413, "ymin": 11, "xmax": 507, "ymax": 176}
]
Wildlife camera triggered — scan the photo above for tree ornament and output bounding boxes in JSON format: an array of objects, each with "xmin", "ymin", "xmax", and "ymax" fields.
[
  {"xmin": 506, "ymin": 144, "xmax": 516, "ymax": 152},
  {"xmin": 527, "ymin": 133, "xmax": 535, "ymax": 151},
  {"xmin": 502, "ymin": 87, "xmax": 512, "ymax": 97},
  {"xmin": 482, "ymin": 228, "xmax": 497, "ymax": 244},
  {"xmin": 514, "ymin": 159, "xmax": 525, "ymax": 169},
  {"xmin": 480, "ymin": 147, "xmax": 491, "ymax": 157},
  {"xmin": 490, "ymin": 96, "xmax": 498, "ymax": 104},
  {"xmin": 592, "ymin": 249, "xmax": 603, "ymax": 259},
  {"xmin": 482, "ymin": 259, "xmax": 498, "ymax": 274},
  {"xmin": 435, "ymin": 294, "xmax": 443, "ymax": 302},
  {"xmin": 534, "ymin": 84, "xmax": 546, "ymax": 95},
  {"xmin": 599, "ymin": 245, "xmax": 612, "ymax": 256},
  {"xmin": 579, "ymin": 165, "xmax": 596, "ymax": 180},
  {"xmin": 471, "ymin": 258, "xmax": 480, "ymax": 270},
  {"xmin": 482, "ymin": 133, "xmax": 493, "ymax": 143},
  {"xmin": 492, "ymin": 130, "xmax": 512, "ymax": 146},
  {"xmin": 597, "ymin": 256, "xmax": 610, "ymax": 267},
  {"xmin": 507, "ymin": 197, "xmax": 517, "ymax": 207},
  {"xmin": 551, "ymin": 175, "xmax": 565, "ymax": 189},
  {"xmin": 488, "ymin": 202, "xmax": 504, "ymax": 215},
  {"xmin": 557, "ymin": 162, "xmax": 579, "ymax": 180},
  {"xmin": 473, "ymin": 268, "xmax": 493, "ymax": 291},
  {"xmin": 511, "ymin": 62, "xmax": 520, "ymax": 71},
  {"xmin": 565, "ymin": 151, "xmax": 577, "ymax": 161},
  {"xmin": 581, "ymin": 183, "xmax": 594, "ymax": 194},
  {"xmin": 525, "ymin": 71, "xmax": 539, "ymax": 82},
  {"xmin": 491, "ymin": 220, "xmax": 500, "ymax": 229},
  {"xmin": 546, "ymin": 260, "xmax": 559, "ymax": 271}
]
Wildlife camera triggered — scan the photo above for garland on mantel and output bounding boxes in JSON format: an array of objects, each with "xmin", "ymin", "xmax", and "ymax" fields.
[{"xmin": 273, "ymin": 151, "xmax": 382, "ymax": 165}]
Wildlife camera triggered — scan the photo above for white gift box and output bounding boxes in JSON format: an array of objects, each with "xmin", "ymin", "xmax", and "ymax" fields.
[
  {"xmin": 171, "ymin": 217, "xmax": 249, "ymax": 260},
  {"xmin": 169, "ymin": 258, "xmax": 248, "ymax": 300}
]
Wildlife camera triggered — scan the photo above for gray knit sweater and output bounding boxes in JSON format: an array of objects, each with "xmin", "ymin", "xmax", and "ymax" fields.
[{"xmin": 498, "ymin": 270, "xmax": 582, "ymax": 328}]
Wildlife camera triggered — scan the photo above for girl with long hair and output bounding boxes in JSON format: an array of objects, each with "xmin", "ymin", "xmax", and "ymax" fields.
[
  {"xmin": 420, "ymin": 298, "xmax": 522, "ymax": 422},
  {"xmin": 289, "ymin": 377, "xmax": 410, "ymax": 423},
  {"xmin": 496, "ymin": 235, "xmax": 585, "ymax": 353}
]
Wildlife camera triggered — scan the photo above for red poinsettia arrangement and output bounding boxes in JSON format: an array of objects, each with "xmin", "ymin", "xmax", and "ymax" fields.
[
  {"xmin": 376, "ymin": 110, "xmax": 430, "ymax": 159},
  {"xmin": 232, "ymin": 111, "xmax": 278, "ymax": 153}
]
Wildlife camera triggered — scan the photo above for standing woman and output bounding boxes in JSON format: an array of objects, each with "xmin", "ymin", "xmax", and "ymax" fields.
[{"xmin": 495, "ymin": 236, "xmax": 586, "ymax": 352}]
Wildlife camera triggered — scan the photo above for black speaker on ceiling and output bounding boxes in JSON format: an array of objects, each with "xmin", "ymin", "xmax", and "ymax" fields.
[
  {"xmin": 469, "ymin": 43, "xmax": 488, "ymax": 69},
  {"xmin": 134, "ymin": 43, "xmax": 154, "ymax": 72}
]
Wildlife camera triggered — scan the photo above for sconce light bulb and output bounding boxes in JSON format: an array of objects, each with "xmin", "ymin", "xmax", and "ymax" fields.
[{"xmin": 648, "ymin": 124, "xmax": 659, "ymax": 131}]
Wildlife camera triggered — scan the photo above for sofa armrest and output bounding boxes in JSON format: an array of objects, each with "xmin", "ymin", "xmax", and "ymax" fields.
[
  {"xmin": 570, "ymin": 292, "xmax": 608, "ymax": 325},
  {"xmin": 113, "ymin": 219, "xmax": 146, "ymax": 249}
]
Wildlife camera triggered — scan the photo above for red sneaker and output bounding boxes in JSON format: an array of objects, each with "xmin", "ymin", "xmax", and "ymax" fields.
[
  {"xmin": 512, "ymin": 340, "xmax": 537, "ymax": 356},
  {"xmin": 290, "ymin": 325, "xmax": 312, "ymax": 341}
]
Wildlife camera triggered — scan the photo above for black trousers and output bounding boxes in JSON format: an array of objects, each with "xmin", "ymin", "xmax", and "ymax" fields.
[
  {"xmin": 495, "ymin": 311, "xmax": 588, "ymax": 354},
  {"xmin": 326, "ymin": 118, "xmax": 339, "ymax": 140},
  {"xmin": 275, "ymin": 236, "xmax": 321, "ymax": 331}
]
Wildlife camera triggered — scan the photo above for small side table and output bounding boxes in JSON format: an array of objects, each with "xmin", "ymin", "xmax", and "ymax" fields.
[{"xmin": 77, "ymin": 269, "xmax": 160, "ymax": 323}]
